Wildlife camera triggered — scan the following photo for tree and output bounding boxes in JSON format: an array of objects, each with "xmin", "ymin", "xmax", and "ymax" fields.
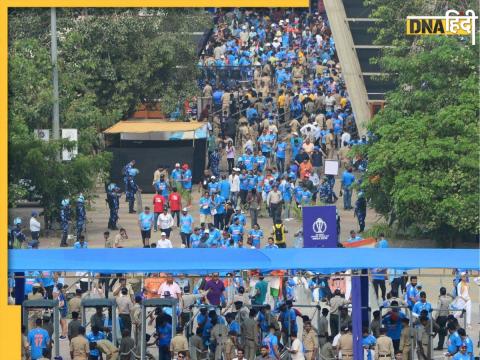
[
  {"xmin": 8, "ymin": 9, "xmax": 211, "ymax": 226},
  {"xmin": 362, "ymin": 7, "xmax": 479, "ymax": 243}
]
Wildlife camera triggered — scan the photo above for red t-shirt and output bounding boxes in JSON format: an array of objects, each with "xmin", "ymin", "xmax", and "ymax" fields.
[
  {"xmin": 153, "ymin": 194, "xmax": 166, "ymax": 213},
  {"xmin": 168, "ymin": 192, "xmax": 182, "ymax": 211}
]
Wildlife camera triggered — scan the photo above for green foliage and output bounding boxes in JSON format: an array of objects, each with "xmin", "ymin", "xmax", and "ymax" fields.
[
  {"xmin": 361, "ymin": 222, "xmax": 394, "ymax": 239},
  {"xmin": 363, "ymin": 33, "xmax": 479, "ymax": 240},
  {"xmin": 8, "ymin": 9, "xmax": 211, "ymax": 218}
]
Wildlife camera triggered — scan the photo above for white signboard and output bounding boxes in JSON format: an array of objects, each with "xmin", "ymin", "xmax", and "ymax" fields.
[
  {"xmin": 33, "ymin": 129, "xmax": 50, "ymax": 141},
  {"xmin": 62, "ymin": 128, "xmax": 78, "ymax": 161},
  {"xmin": 324, "ymin": 160, "xmax": 339, "ymax": 176}
]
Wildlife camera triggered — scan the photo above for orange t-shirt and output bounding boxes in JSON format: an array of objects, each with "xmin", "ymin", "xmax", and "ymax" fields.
[
  {"xmin": 144, "ymin": 277, "xmax": 165, "ymax": 299},
  {"xmin": 299, "ymin": 161, "xmax": 313, "ymax": 179}
]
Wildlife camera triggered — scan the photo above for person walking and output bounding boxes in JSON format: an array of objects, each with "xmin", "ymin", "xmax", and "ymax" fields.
[
  {"xmin": 157, "ymin": 208, "xmax": 174, "ymax": 239},
  {"xmin": 138, "ymin": 207, "xmax": 154, "ymax": 247},
  {"xmin": 341, "ymin": 167, "xmax": 355, "ymax": 210},
  {"xmin": 29, "ymin": 211, "xmax": 41, "ymax": 248},
  {"xmin": 247, "ymin": 189, "xmax": 262, "ymax": 228},
  {"xmin": 266, "ymin": 185, "xmax": 283, "ymax": 224}
]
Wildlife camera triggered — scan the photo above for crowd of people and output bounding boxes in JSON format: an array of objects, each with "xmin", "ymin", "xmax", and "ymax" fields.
[{"xmin": 17, "ymin": 268, "xmax": 477, "ymax": 360}]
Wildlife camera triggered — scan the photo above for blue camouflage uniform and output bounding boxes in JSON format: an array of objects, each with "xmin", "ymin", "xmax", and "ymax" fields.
[
  {"xmin": 60, "ymin": 199, "xmax": 71, "ymax": 246},
  {"xmin": 76, "ymin": 196, "xmax": 86, "ymax": 240},
  {"xmin": 125, "ymin": 168, "xmax": 139, "ymax": 213},
  {"xmin": 107, "ymin": 184, "xmax": 121, "ymax": 230}
]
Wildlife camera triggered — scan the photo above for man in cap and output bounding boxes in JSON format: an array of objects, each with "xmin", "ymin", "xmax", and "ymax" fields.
[
  {"xmin": 76, "ymin": 194, "xmax": 87, "ymax": 240},
  {"xmin": 241, "ymin": 309, "xmax": 259, "ymax": 360},
  {"xmin": 337, "ymin": 326, "xmax": 353, "ymax": 359},
  {"xmin": 179, "ymin": 208, "xmax": 194, "ymax": 247},
  {"xmin": 106, "ymin": 183, "xmax": 121, "ymax": 230},
  {"xmin": 59, "ymin": 198, "xmax": 71, "ymax": 247},
  {"xmin": 171, "ymin": 163, "xmax": 183, "ymax": 191}
]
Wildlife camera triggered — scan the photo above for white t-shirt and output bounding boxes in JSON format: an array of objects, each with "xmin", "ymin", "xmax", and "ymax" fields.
[
  {"xmin": 158, "ymin": 282, "xmax": 181, "ymax": 298},
  {"xmin": 157, "ymin": 239, "xmax": 173, "ymax": 248},
  {"xmin": 229, "ymin": 174, "xmax": 240, "ymax": 192},
  {"xmin": 341, "ymin": 132, "xmax": 351, "ymax": 146},
  {"xmin": 30, "ymin": 217, "xmax": 41, "ymax": 232},
  {"xmin": 290, "ymin": 338, "xmax": 305, "ymax": 360}
]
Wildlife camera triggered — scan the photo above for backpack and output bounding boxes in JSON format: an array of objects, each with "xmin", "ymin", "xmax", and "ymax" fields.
[{"xmin": 274, "ymin": 224, "xmax": 284, "ymax": 243}]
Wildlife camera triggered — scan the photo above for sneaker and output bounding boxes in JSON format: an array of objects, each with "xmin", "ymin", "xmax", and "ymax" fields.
[{"xmin": 59, "ymin": 335, "xmax": 67, "ymax": 340}]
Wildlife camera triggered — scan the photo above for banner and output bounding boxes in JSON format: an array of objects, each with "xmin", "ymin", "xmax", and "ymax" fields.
[
  {"xmin": 302, "ymin": 205, "xmax": 338, "ymax": 248},
  {"xmin": 61, "ymin": 128, "xmax": 78, "ymax": 161}
]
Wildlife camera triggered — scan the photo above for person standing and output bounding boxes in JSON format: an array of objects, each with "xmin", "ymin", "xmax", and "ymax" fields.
[
  {"xmin": 181, "ymin": 164, "xmax": 193, "ymax": 206},
  {"xmin": 302, "ymin": 321, "xmax": 318, "ymax": 360},
  {"xmin": 337, "ymin": 326, "xmax": 353, "ymax": 360},
  {"xmin": 371, "ymin": 268, "xmax": 387, "ymax": 303},
  {"xmin": 455, "ymin": 272, "xmax": 471, "ymax": 328},
  {"xmin": 375, "ymin": 327, "xmax": 394, "ymax": 360},
  {"xmin": 157, "ymin": 208, "xmax": 174, "ymax": 239},
  {"xmin": 328, "ymin": 289, "xmax": 350, "ymax": 337},
  {"xmin": 69, "ymin": 326, "xmax": 90, "ymax": 360},
  {"xmin": 288, "ymin": 331, "xmax": 305, "ymax": 360},
  {"xmin": 354, "ymin": 191, "xmax": 367, "ymax": 232},
  {"xmin": 226, "ymin": 141, "xmax": 236, "ymax": 174},
  {"xmin": 59, "ymin": 198, "xmax": 71, "ymax": 247},
  {"xmin": 179, "ymin": 208, "xmax": 194, "ymax": 248},
  {"xmin": 153, "ymin": 191, "xmax": 166, "ymax": 232},
  {"xmin": 28, "ymin": 318, "xmax": 50, "ymax": 360},
  {"xmin": 399, "ymin": 318, "xmax": 412, "ymax": 360},
  {"xmin": 106, "ymin": 183, "xmax": 121, "ymax": 230},
  {"xmin": 138, "ymin": 207, "xmax": 154, "ymax": 247},
  {"xmin": 435, "ymin": 287, "xmax": 454, "ymax": 350},
  {"xmin": 125, "ymin": 168, "xmax": 140, "ymax": 214},
  {"xmin": 341, "ymin": 168, "xmax": 355, "ymax": 210},
  {"xmin": 266, "ymin": 185, "xmax": 283, "ymax": 224},
  {"xmin": 169, "ymin": 187, "xmax": 182, "ymax": 228},
  {"xmin": 116, "ymin": 287, "xmax": 133, "ymax": 336},
  {"xmin": 247, "ymin": 189, "xmax": 262, "ymax": 228},
  {"xmin": 76, "ymin": 195, "xmax": 87, "ymax": 240},
  {"xmin": 242, "ymin": 309, "xmax": 259, "ymax": 360},
  {"xmin": 229, "ymin": 168, "xmax": 240, "ymax": 207},
  {"xmin": 29, "ymin": 211, "xmax": 41, "ymax": 248}
]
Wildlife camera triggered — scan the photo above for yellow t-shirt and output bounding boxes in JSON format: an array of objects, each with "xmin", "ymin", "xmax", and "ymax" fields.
[{"xmin": 277, "ymin": 95, "xmax": 286, "ymax": 107}]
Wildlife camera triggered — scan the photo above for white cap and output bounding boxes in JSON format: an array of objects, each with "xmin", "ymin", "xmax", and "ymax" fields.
[
  {"xmin": 211, "ymin": 176, "xmax": 216, "ymax": 179},
  {"xmin": 204, "ymin": 229, "xmax": 210, "ymax": 233},
  {"xmin": 242, "ymin": 25, "xmax": 247, "ymax": 30},
  {"xmin": 161, "ymin": 232, "xmax": 166, "ymax": 236},
  {"xmin": 175, "ymin": 163, "xmax": 180, "ymax": 167},
  {"xmin": 182, "ymin": 207, "xmax": 188, "ymax": 212},
  {"xmin": 250, "ymin": 26, "xmax": 255, "ymax": 29},
  {"xmin": 286, "ymin": 19, "xmax": 290, "ymax": 23}
]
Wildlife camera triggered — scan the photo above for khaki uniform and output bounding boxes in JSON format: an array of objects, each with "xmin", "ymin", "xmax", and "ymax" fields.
[
  {"xmin": 171, "ymin": 334, "xmax": 189, "ymax": 357},
  {"xmin": 131, "ymin": 303, "xmax": 141, "ymax": 350},
  {"xmin": 320, "ymin": 342, "xmax": 335, "ymax": 360},
  {"xmin": 70, "ymin": 335, "xmax": 90, "ymax": 360},
  {"xmin": 225, "ymin": 337, "xmax": 237, "ymax": 360},
  {"xmin": 374, "ymin": 335, "xmax": 394, "ymax": 360},
  {"xmin": 189, "ymin": 334, "xmax": 205, "ymax": 360},
  {"xmin": 337, "ymin": 333, "xmax": 353, "ymax": 359},
  {"xmin": 21, "ymin": 334, "xmax": 29, "ymax": 360},
  {"xmin": 97, "ymin": 339, "xmax": 119, "ymax": 360},
  {"xmin": 210, "ymin": 323, "xmax": 229, "ymax": 360},
  {"xmin": 68, "ymin": 296, "xmax": 82, "ymax": 318},
  {"xmin": 399, "ymin": 327, "xmax": 414, "ymax": 360},
  {"xmin": 302, "ymin": 329, "xmax": 318, "ymax": 360},
  {"xmin": 415, "ymin": 325, "xmax": 429, "ymax": 360},
  {"xmin": 318, "ymin": 316, "xmax": 329, "ymax": 347},
  {"xmin": 241, "ymin": 317, "xmax": 258, "ymax": 360}
]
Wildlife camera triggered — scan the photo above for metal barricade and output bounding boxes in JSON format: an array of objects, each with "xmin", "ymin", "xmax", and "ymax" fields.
[
  {"xmin": 426, "ymin": 308, "xmax": 466, "ymax": 359},
  {"xmin": 81, "ymin": 298, "xmax": 118, "ymax": 345},
  {"xmin": 140, "ymin": 298, "xmax": 178, "ymax": 360},
  {"xmin": 22, "ymin": 299, "xmax": 60, "ymax": 358}
]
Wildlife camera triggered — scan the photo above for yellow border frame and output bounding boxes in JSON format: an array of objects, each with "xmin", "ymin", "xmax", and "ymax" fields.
[{"xmin": 1, "ymin": 1, "xmax": 308, "ymax": 357}]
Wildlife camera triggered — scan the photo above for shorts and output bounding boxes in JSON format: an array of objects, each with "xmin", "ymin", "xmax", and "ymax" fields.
[
  {"xmin": 270, "ymin": 288, "xmax": 279, "ymax": 298},
  {"xmin": 262, "ymin": 152, "xmax": 271, "ymax": 158},
  {"xmin": 141, "ymin": 229, "xmax": 151, "ymax": 240}
]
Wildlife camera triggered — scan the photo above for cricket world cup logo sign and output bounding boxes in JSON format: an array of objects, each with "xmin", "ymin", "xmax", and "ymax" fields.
[{"xmin": 312, "ymin": 217, "xmax": 329, "ymax": 240}]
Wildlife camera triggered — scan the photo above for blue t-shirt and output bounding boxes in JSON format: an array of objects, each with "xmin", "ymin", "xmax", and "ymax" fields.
[
  {"xmin": 239, "ymin": 175, "xmax": 249, "ymax": 191},
  {"xmin": 155, "ymin": 181, "xmax": 169, "ymax": 197},
  {"xmin": 412, "ymin": 301, "xmax": 432, "ymax": 318},
  {"xmin": 180, "ymin": 214, "xmax": 194, "ymax": 234},
  {"xmin": 40, "ymin": 272, "xmax": 55, "ymax": 287},
  {"xmin": 376, "ymin": 239, "xmax": 389, "ymax": 248},
  {"xmin": 208, "ymin": 182, "xmax": 220, "ymax": 195},
  {"xmin": 157, "ymin": 323, "xmax": 172, "ymax": 346},
  {"xmin": 381, "ymin": 312, "xmax": 405, "ymax": 340},
  {"xmin": 342, "ymin": 171, "xmax": 355, "ymax": 187},
  {"xmin": 294, "ymin": 186, "xmax": 304, "ymax": 203},
  {"xmin": 447, "ymin": 332, "xmax": 462, "ymax": 354},
  {"xmin": 276, "ymin": 142, "xmax": 287, "ymax": 159},
  {"xmin": 248, "ymin": 229, "xmax": 263, "ymax": 248},
  {"xmin": 73, "ymin": 241, "xmax": 88, "ymax": 249},
  {"xmin": 279, "ymin": 183, "xmax": 293, "ymax": 202},
  {"xmin": 243, "ymin": 155, "xmax": 255, "ymax": 171},
  {"xmin": 255, "ymin": 155, "xmax": 267, "ymax": 171},
  {"xmin": 229, "ymin": 320, "xmax": 241, "ymax": 335},
  {"xmin": 171, "ymin": 169, "xmax": 183, "ymax": 182},
  {"xmin": 207, "ymin": 229, "xmax": 222, "ymax": 247},
  {"xmin": 258, "ymin": 135, "xmax": 272, "ymax": 153},
  {"xmin": 219, "ymin": 180, "xmax": 231, "ymax": 199},
  {"xmin": 28, "ymin": 328, "xmax": 50, "ymax": 360},
  {"xmin": 263, "ymin": 333, "xmax": 279, "ymax": 358},
  {"xmin": 190, "ymin": 233, "xmax": 201, "ymax": 248},
  {"xmin": 214, "ymin": 195, "xmax": 226, "ymax": 214},
  {"xmin": 182, "ymin": 169, "xmax": 192, "ymax": 189},
  {"xmin": 199, "ymin": 197, "xmax": 211, "ymax": 215},
  {"xmin": 228, "ymin": 224, "xmax": 244, "ymax": 242},
  {"xmin": 139, "ymin": 212, "xmax": 154, "ymax": 230}
]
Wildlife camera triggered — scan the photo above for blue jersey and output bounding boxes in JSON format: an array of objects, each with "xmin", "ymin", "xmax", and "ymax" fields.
[
  {"xmin": 28, "ymin": 328, "xmax": 50, "ymax": 360},
  {"xmin": 232, "ymin": 213, "xmax": 247, "ymax": 226},
  {"xmin": 279, "ymin": 183, "xmax": 293, "ymax": 202},
  {"xmin": 242, "ymin": 155, "xmax": 255, "ymax": 171},
  {"xmin": 412, "ymin": 301, "xmax": 432, "ymax": 318},
  {"xmin": 294, "ymin": 187, "xmax": 304, "ymax": 203},
  {"xmin": 182, "ymin": 169, "xmax": 192, "ymax": 189},
  {"xmin": 405, "ymin": 284, "xmax": 419, "ymax": 308},
  {"xmin": 247, "ymin": 175, "xmax": 257, "ymax": 191},
  {"xmin": 199, "ymin": 197, "xmax": 211, "ymax": 215},
  {"xmin": 180, "ymin": 214, "xmax": 194, "ymax": 234},
  {"xmin": 156, "ymin": 323, "xmax": 172, "ymax": 346},
  {"xmin": 139, "ymin": 212, "xmax": 154, "ymax": 231},
  {"xmin": 73, "ymin": 241, "xmax": 88, "ymax": 249},
  {"xmin": 229, "ymin": 320, "xmax": 241, "ymax": 335},
  {"xmin": 190, "ymin": 233, "xmax": 201, "ymax": 248},
  {"xmin": 301, "ymin": 190, "xmax": 312, "ymax": 204},
  {"xmin": 255, "ymin": 155, "xmax": 267, "ymax": 171},
  {"xmin": 171, "ymin": 169, "xmax": 183, "ymax": 182},
  {"xmin": 219, "ymin": 180, "xmax": 231, "ymax": 199},
  {"xmin": 262, "ymin": 333, "xmax": 279, "ymax": 358},
  {"xmin": 228, "ymin": 224, "xmax": 244, "ymax": 242},
  {"xmin": 382, "ymin": 312, "xmax": 406, "ymax": 340},
  {"xmin": 276, "ymin": 142, "xmax": 287, "ymax": 159},
  {"xmin": 207, "ymin": 229, "xmax": 222, "ymax": 247},
  {"xmin": 208, "ymin": 182, "xmax": 220, "ymax": 195},
  {"xmin": 87, "ymin": 331, "xmax": 105, "ymax": 356},
  {"xmin": 248, "ymin": 229, "xmax": 263, "ymax": 248},
  {"xmin": 214, "ymin": 195, "xmax": 226, "ymax": 214},
  {"xmin": 447, "ymin": 331, "xmax": 462, "ymax": 354},
  {"xmin": 239, "ymin": 175, "xmax": 250, "ymax": 191},
  {"xmin": 155, "ymin": 181, "xmax": 169, "ymax": 197}
]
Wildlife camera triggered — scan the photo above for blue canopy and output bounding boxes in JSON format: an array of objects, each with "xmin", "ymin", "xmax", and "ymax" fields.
[{"xmin": 8, "ymin": 248, "xmax": 479, "ymax": 274}]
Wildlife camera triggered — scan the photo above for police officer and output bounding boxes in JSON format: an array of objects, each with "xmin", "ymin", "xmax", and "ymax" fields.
[
  {"xmin": 106, "ymin": 183, "xmax": 121, "ymax": 230},
  {"xmin": 375, "ymin": 327, "xmax": 394, "ymax": 360},
  {"xmin": 60, "ymin": 199, "xmax": 71, "ymax": 247},
  {"xmin": 210, "ymin": 316, "xmax": 229, "ymax": 360},
  {"xmin": 76, "ymin": 194, "xmax": 86, "ymax": 240},
  {"xmin": 337, "ymin": 326, "xmax": 353, "ymax": 360},
  {"xmin": 122, "ymin": 160, "xmax": 136, "ymax": 191},
  {"xmin": 125, "ymin": 168, "xmax": 140, "ymax": 213}
]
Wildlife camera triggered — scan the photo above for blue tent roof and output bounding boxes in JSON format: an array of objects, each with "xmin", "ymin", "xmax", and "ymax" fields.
[{"xmin": 8, "ymin": 248, "xmax": 479, "ymax": 274}]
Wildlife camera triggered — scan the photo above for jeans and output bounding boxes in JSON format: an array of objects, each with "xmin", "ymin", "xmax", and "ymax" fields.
[
  {"xmin": 250, "ymin": 208, "xmax": 259, "ymax": 228},
  {"xmin": 270, "ymin": 203, "xmax": 282, "ymax": 224},
  {"xmin": 343, "ymin": 186, "xmax": 352, "ymax": 209},
  {"xmin": 283, "ymin": 200, "xmax": 291, "ymax": 219},
  {"xmin": 227, "ymin": 158, "xmax": 234, "ymax": 174},
  {"xmin": 158, "ymin": 345, "xmax": 171, "ymax": 360},
  {"xmin": 154, "ymin": 212, "xmax": 161, "ymax": 231},
  {"xmin": 214, "ymin": 213, "xmax": 225, "ymax": 230},
  {"xmin": 171, "ymin": 210, "xmax": 180, "ymax": 227},
  {"xmin": 276, "ymin": 157, "xmax": 285, "ymax": 174},
  {"xmin": 181, "ymin": 232, "xmax": 192, "ymax": 247},
  {"xmin": 230, "ymin": 192, "xmax": 239, "ymax": 207},
  {"xmin": 372, "ymin": 279, "xmax": 386, "ymax": 300}
]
